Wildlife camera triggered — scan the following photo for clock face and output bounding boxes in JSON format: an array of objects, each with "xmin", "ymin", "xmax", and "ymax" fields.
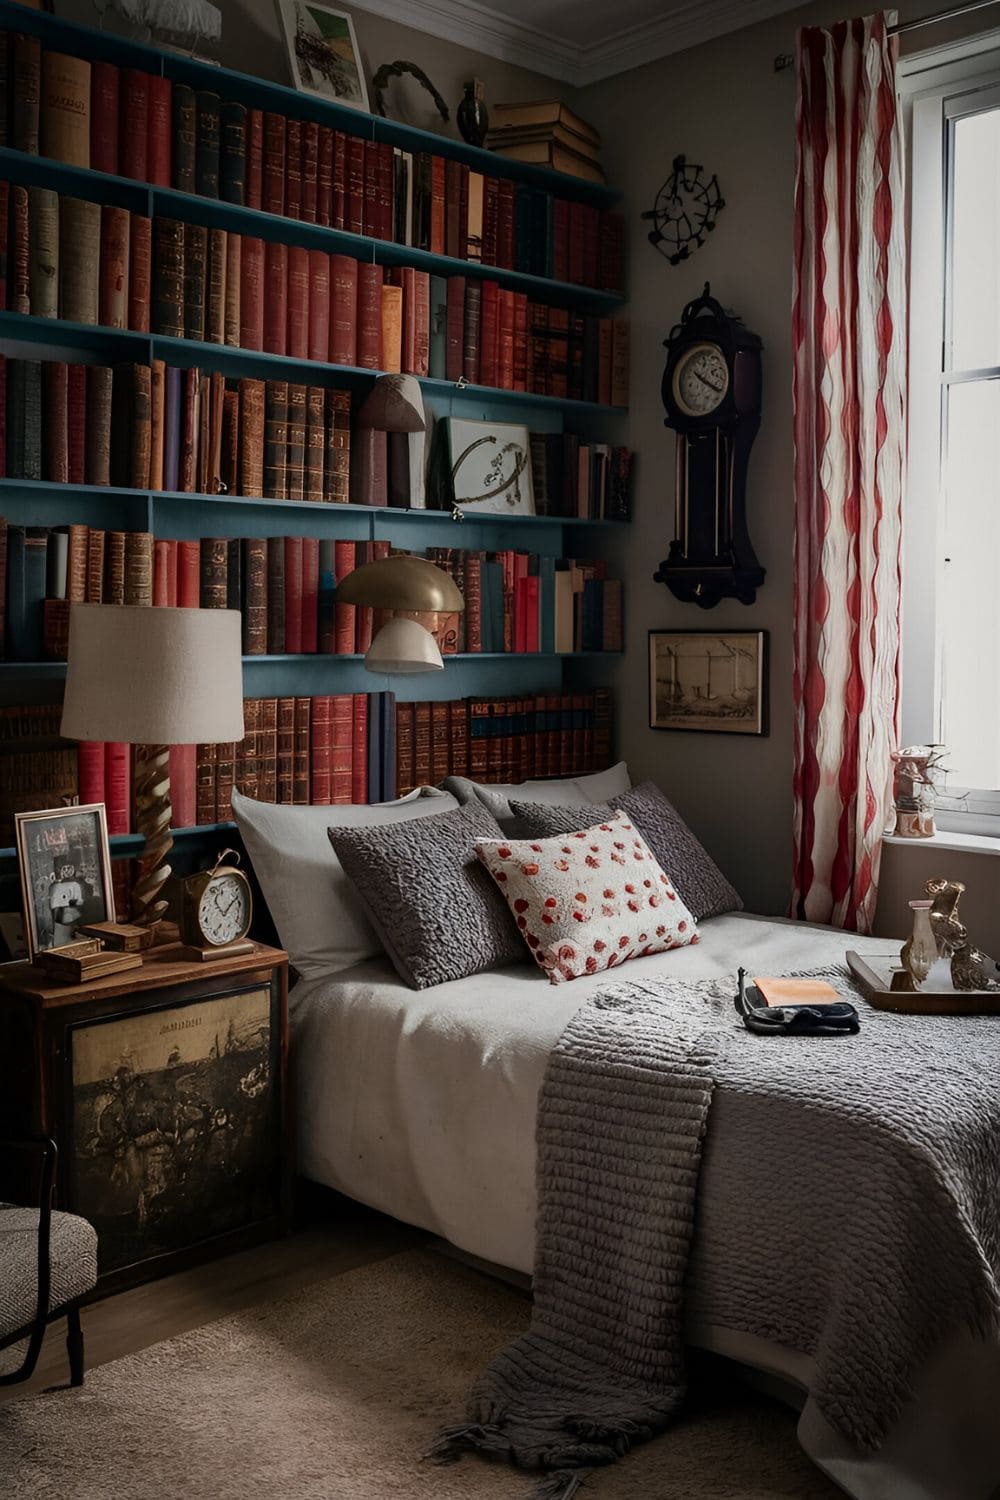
[
  {"xmin": 197, "ymin": 871, "xmax": 251, "ymax": 947},
  {"xmin": 672, "ymin": 341, "xmax": 730, "ymax": 418}
]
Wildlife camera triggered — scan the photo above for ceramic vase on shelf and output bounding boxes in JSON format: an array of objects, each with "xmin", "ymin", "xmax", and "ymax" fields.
[
  {"xmin": 458, "ymin": 78, "xmax": 489, "ymax": 147},
  {"xmin": 900, "ymin": 899, "xmax": 939, "ymax": 990}
]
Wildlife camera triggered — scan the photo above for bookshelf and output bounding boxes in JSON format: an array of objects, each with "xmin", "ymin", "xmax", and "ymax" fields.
[{"xmin": 0, "ymin": 0, "xmax": 630, "ymax": 883}]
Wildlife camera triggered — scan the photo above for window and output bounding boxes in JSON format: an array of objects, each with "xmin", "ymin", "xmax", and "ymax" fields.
[{"xmin": 903, "ymin": 39, "xmax": 1000, "ymax": 830}]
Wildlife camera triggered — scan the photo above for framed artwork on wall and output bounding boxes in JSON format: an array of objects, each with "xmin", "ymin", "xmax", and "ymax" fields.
[
  {"xmin": 276, "ymin": 0, "xmax": 369, "ymax": 112},
  {"xmin": 649, "ymin": 629, "xmax": 768, "ymax": 735},
  {"xmin": 14, "ymin": 804, "xmax": 114, "ymax": 961}
]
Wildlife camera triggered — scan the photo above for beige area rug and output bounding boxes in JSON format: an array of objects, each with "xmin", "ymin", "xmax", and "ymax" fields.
[{"xmin": 0, "ymin": 1248, "xmax": 841, "ymax": 1500}]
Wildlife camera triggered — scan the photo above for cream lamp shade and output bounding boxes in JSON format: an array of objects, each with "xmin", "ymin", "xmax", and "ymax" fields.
[
  {"xmin": 365, "ymin": 617, "xmax": 444, "ymax": 675},
  {"xmin": 61, "ymin": 605, "xmax": 245, "ymax": 745},
  {"xmin": 356, "ymin": 373, "xmax": 426, "ymax": 432},
  {"xmin": 335, "ymin": 554, "xmax": 464, "ymax": 612}
]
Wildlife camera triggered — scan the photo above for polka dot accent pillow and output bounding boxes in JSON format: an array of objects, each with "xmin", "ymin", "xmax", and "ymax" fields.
[{"xmin": 476, "ymin": 809, "xmax": 698, "ymax": 985}]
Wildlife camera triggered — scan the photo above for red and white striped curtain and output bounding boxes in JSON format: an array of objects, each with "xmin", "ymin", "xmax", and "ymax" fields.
[{"xmin": 791, "ymin": 12, "xmax": 906, "ymax": 932}]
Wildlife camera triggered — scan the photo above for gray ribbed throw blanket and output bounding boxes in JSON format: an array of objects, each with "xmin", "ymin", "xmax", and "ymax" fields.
[{"xmin": 433, "ymin": 968, "xmax": 1000, "ymax": 1498}]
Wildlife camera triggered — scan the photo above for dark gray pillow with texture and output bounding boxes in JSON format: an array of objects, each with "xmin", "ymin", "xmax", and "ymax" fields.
[
  {"xmin": 509, "ymin": 780, "xmax": 743, "ymax": 921},
  {"xmin": 328, "ymin": 801, "xmax": 526, "ymax": 989}
]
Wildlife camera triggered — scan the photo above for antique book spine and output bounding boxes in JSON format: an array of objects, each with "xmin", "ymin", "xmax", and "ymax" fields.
[
  {"xmin": 324, "ymin": 389, "xmax": 351, "ymax": 504},
  {"xmin": 195, "ymin": 742, "xmax": 217, "ymax": 825},
  {"xmin": 183, "ymin": 221, "xmax": 208, "ymax": 343},
  {"xmin": 12, "ymin": 32, "xmax": 41, "ymax": 155},
  {"xmin": 258, "ymin": 698, "xmax": 277, "ymax": 802},
  {"xmin": 446, "ymin": 276, "xmax": 465, "ymax": 383},
  {"xmin": 553, "ymin": 197, "xmax": 570, "ymax": 284},
  {"xmin": 66, "ymin": 363, "xmax": 87, "ymax": 484},
  {"xmin": 162, "ymin": 363, "xmax": 181, "ymax": 490},
  {"xmin": 123, "ymin": 531, "xmax": 153, "ymax": 606},
  {"xmin": 300, "ymin": 536, "xmax": 319, "ymax": 653},
  {"xmin": 126, "ymin": 212, "xmax": 151, "ymax": 333},
  {"xmin": 598, "ymin": 319, "xmax": 614, "ymax": 407},
  {"xmin": 0, "ymin": 181, "xmax": 8, "ymax": 310},
  {"xmin": 329, "ymin": 254, "xmax": 358, "ymax": 367},
  {"xmin": 85, "ymin": 526, "xmax": 105, "ymax": 602},
  {"xmin": 430, "ymin": 700, "xmax": 450, "ymax": 784},
  {"xmin": 121, "ymin": 69, "xmax": 149, "ymax": 181},
  {"xmin": 10, "ymin": 185, "xmax": 30, "ymax": 314},
  {"xmin": 215, "ymin": 737, "xmax": 235, "ymax": 823},
  {"xmin": 153, "ymin": 538, "xmax": 173, "ymax": 605},
  {"xmin": 462, "ymin": 280, "xmax": 481, "ymax": 384},
  {"xmin": 362, "ymin": 140, "xmax": 378, "ymax": 237},
  {"xmin": 292, "ymin": 697, "xmax": 310, "ymax": 804},
  {"xmin": 413, "ymin": 700, "xmax": 432, "ymax": 787},
  {"xmin": 411, "ymin": 269, "xmax": 430, "ymax": 377},
  {"xmin": 263, "ymin": 380, "xmax": 288, "ymax": 500},
  {"xmin": 300, "ymin": 119, "xmax": 318, "ymax": 222},
  {"xmin": 286, "ymin": 244, "xmax": 309, "ymax": 360},
  {"xmin": 330, "ymin": 695, "xmax": 352, "ymax": 804},
  {"xmin": 199, "ymin": 536, "xmax": 228, "ymax": 608},
  {"xmin": 346, "ymin": 136, "xmax": 365, "ymax": 235},
  {"xmin": 610, "ymin": 319, "xmax": 630, "ymax": 408},
  {"xmin": 307, "ymin": 250, "xmax": 330, "ymax": 363},
  {"xmin": 262, "ymin": 240, "xmax": 288, "ymax": 356},
  {"xmin": 245, "ymin": 108, "xmax": 263, "ymax": 209},
  {"xmin": 333, "ymin": 539, "xmax": 356, "ymax": 654},
  {"xmin": 206, "ymin": 227, "xmax": 227, "ymax": 344},
  {"xmin": 169, "ymin": 744, "xmax": 197, "ymax": 829},
  {"xmin": 304, "ymin": 386, "xmax": 325, "ymax": 503},
  {"xmin": 171, "ymin": 81, "xmax": 196, "ymax": 193},
  {"xmin": 226, "ymin": 535, "xmax": 241, "ymax": 611},
  {"xmin": 318, "ymin": 538, "xmax": 336, "ymax": 652},
  {"xmin": 513, "ymin": 292, "xmax": 528, "ymax": 391},
  {"xmin": 149, "ymin": 358, "xmax": 165, "ymax": 490},
  {"xmin": 224, "ymin": 231, "xmax": 241, "ymax": 346},
  {"xmin": 41, "ymin": 597, "xmax": 69, "ymax": 661},
  {"xmin": 309, "ymin": 695, "xmax": 332, "ymax": 803},
  {"xmin": 263, "ymin": 112, "xmax": 286, "ymax": 216},
  {"xmin": 528, "ymin": 301, "xmax": 548, "ymax": 395},
  {"xmin": 175, "ymin": 538, "xmax": 200, "ymax": 606},
  {"xmin": 444, "ymin": 159, "xmax": 461, "ymax": 260},
  {"xmin": 378, "ymin": 141, "xmax": 395, "ymax": 241},
  {"xmin": 99, "ymin": 204, "xmax": 130, "ymax": 329},
  {"xmin": 103, "ymin": 530, "xmax": 126, "ymax": 604},
  {"xmin": 238, "ymin": 378, "xmax": 265, "ymax": 498},
  {"xmin": 42, "ymin": 360, "xmax": 69, "ymax": 483},
  {"xmin": 480, "ymin": 280, "xmax": 500, "ymax": 389},
  {"xmin": 497, "ymin": 179, "xmax": 516, "ymax": 270},
  {"xmin": 397, "ymin": 266, "xmax": 415, "ymax": 373},
  {"xmin": 356, "ymin": 263, "xmax": 383, "ymax": 370},
  {"xmin": 179, "ymin": 366, "xmax": 199, "ymax": 492},
  {"xmin": 284, "ymin": 117, "xmax": 302, "ymax": 219},
  {"xmin": 27, "ymin": 186, "xmax": 59, "ymax": 319},
  {"xmin": 40, "ymin": 51, "xmax": 90, "ymax": 168},
  {"xmin": 267, "ymin": 539, "xmax": 285, "ymax": 654},
  {"xmin": 196, "ymin": 369, "xmax": 211, "ymax": 492},
  {"xmin": 430, "ymin": 154, "xmax": 446, "ymax": 256},
  {"xmin": 317, "ymin": 125, "xmax": 333, "ymax": 226},
  {"xmin": 242, "ymin": 538, "xmax": 268, "ymax": 654},
  {"xmin": 59, "ymin": 197, "xmax": 101, "ymax": 325},
  {"xmin": 219, "ymin": 100, "xmax": 247, "ymax": 204},
  {"xmin": 195, "ymin": 91, "xmax": 221, "ymax": 198},
  {"xmin": 328, "ymin": 129, "xmax": 345, "ymax": 230},
  {"xmin": 146, "ymin": 74, "xmax": 172, "ymax": 186},
  {"xmin": 283, "ymin": 537, "xmax": 303, "ymax": 653},
  {"xmin": 285, "ymin": 383, "xmax": 306, "ymax": 501},
  {"xmin": 497, "ymin": 289, "xmax": 515, "ymax": 389},
  {"xmin": 239, "ymin": 236, "xmax": 264, "ymax": 350},
  {"xmin": 208, "ymin": 370, "xmax": 225, "ymax": 493},
  {"xmin": 151, "ymin": 218, "xmax": 184, "ymax": 337},
  {"xmin": 394, "ymin": 701, "xmax": 415, "ymax": 795},
  {"xmin": 84, "ymin": 365, "xmax": 112, "ymax": 485},
  {"xmin": 481, "ymin": 175, "xmax": 498, "ymax": 267},
  {"xmin": 380, "ymin": 284, "xmax": 403, "ymax": 374}
]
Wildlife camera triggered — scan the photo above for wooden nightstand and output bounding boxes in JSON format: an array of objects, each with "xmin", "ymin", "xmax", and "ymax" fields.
[{"xmin": 0, "ymin": 938, "xmax": 291, "ymax": 1296}]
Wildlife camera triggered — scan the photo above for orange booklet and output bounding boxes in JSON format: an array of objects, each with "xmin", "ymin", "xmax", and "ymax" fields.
[{"xmin": 752, "ymin": 976, "xmax": 842, "ymax": 1007}]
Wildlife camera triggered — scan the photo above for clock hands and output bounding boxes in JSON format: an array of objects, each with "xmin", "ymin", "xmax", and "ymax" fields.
[{"xmin": 692, "ymin": 368, "xmax": 725, "ymax": 394}]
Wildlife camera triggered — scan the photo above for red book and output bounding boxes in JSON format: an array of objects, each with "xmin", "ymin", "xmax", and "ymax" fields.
[
  {"xmin": 498, "ymin": 290, "xmax": 515, "ymax": 388},
  {"xmin": 356, "ymin": 263, "xmax": 383, "ymax": 369},
  {"xmin": 361, "ymin": 141, "xmax": 379, "ymax": 238},
  {"xmin": 169, "ymin": 744, "xmax": 197, "ymax": 829},
  {"xmin": 283, "ymin": 536, "xmax": 304, "ymax": 653},
  {"xmin": 263, "ymin": 242, "xmax": 288, "ymax": 356},
  {"xmin": 128, "ymin": 214, "xmax": 151, "ymax": 332},
  {"xmin": 78, "ymin": 743, "xmax": 106, "ymax": 806},
  {"xmin": 153, "ymin": 538, "xmax": 178, "ymax": 605},
  {"xmin": 121, "ymin": 69, "xmax": 149, "ymax": 181},
  {"xmin": 332, "ymin": 130, "xmax": 347, "ymax": 230},
  {"xmin": 525, "ymin": 574, "xmax": 540, "ymax": 652},
  {"xmin": 329, "ymin": 254, "xmax": 358, "ymax": 366},
  {"xmin": 331, "ymin": 695, "xmax": 352, "ymax": 804},
  {"xmin": 351, "ymin": 692, "xmax": 368, "ymax": 803},
  {"xmin": 497, "ymin": 179, "xmax": 515, "ymax": 269},
  {"xmin": 286, "ymin": 245, "xmax": 309, "ymax": 359},
  {"xmin": 480, "ymin": 280, "xmax": 500, "ymax": 388},
  {"xmin": 90, "ymin": 61, "xmax": 119, "ymax": 175},
  {"xmin": 263, "ymin": 113, "xmax": 286, "ymax": 216},
  {"xmin": 240, "ymin": 235, "xmax": 265, "ymax": 350},
  {"xmin": 300, "ymin": 120, "xmax": 318, "ymax": 223},
  {"xmin": 334, "ymin": 540, "xmax": 356, "ymax": 654},
  {"xmin": 377, "ymin": 142, "xmax": 394, "ymax": 240},
  {"xmin": 147, "ymin": 75, "xmax": 172, "ymax": 187},
  {"xmin": 246, "ymin": 109, "xmax": 263, "ymax": 209},
  {"xmin": 310, "ymin": 695, "xmax": 332, "ymax": 804},
  {"xmin": 0, "ymin": 182, "xmax": 8, "ymax": 311},
  {"xmin": 346, "ymin": 135, "xmax": 364, "ymax": 235},
  {"xmin": 307, "ymin": 251, "xmax": 330, "ymax": 363},
  {"xmin": 446, "ymin": 277, "xmax": 465, "ymax": 382},
  {"xmin": 104, "ymin": 742, "xmax": 131, "ymax": 835},
  {"xmin": 99, "ymin": 205, "xmax": 131, "ymax": 329},
  {"xmin": 317, "ymin": 126, "xmax": 333, "ymax": 226},
  {"xmin": 430, "ymin": 157, "xmax": 446, "ymax": 256},
  {"xmin": 67, "ymin": 364, "xmax": 87, "ymax": 483},
  {"xmin": 176, "ymin": 540, "xmax": 201, "ymax": 606},
  {"xmin": 445, "ymin": 159, "xmax": 462, "ymax": 259},
  {"xmin": 398, "ymin": 267, "xmax": 415, "ymax": 373},
  {"xmin": 482, "ymin": 176, "xmax": 499, "ymax": 266},
  {"xmin": 513, "ymin": 293, "xmax": 528, "ymax": 391},
  {"xmin": 513, "ymin": 576, "xmax": 526, "ymax": 654},
  {"xmin": 285, "ymin": 118, "xmax": 302, "ymax": 219},
  {"xmin": 300, "ymin": 535, "xmax": 319, "ymax": 653}
]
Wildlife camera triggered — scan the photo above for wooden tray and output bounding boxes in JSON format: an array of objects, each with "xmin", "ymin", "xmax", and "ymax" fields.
[{"xmin": 846, "ymin": 951, "xmax": 1000, "ymax": 1015}]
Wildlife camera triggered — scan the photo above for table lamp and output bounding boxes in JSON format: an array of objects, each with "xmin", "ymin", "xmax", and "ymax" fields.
[
  {"xmin": 61, "ymin": 605, "xmax": 245, "ymax": 929},
  {"xmin": 334, "ymin": 554, "xmax": 464, "ymax": 674}
]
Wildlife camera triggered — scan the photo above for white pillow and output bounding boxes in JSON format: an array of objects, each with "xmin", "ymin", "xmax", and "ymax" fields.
[
  {"xmin": 231, "ymin": 786, "xmax": 458, "ymax": 979},
  {"xmin": 442, "ymin": 761, "xmax": 631, "ymax": 826}
]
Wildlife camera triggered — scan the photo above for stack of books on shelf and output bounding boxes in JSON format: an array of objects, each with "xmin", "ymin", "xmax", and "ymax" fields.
[
  {"xmin": 0, "ymin": 32, "xmax": 624, "ymax": 290},
  {"xmin": 396, "ymin": 689, "xmax": 612, "ymax": 795},
  {"xmin": 487, "ymin": 102, "xmax": 605, "ymax": 187}
]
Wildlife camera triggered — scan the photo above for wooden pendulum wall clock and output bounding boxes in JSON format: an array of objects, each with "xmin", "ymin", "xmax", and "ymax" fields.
[{"xmin": 655, "ymin": 283, "xmax": 765, "ymax": 608}]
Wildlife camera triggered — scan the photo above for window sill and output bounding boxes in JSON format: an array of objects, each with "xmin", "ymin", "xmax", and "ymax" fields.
[{"xmin": 883, "ymin": 829, "xmax": 1000, "ymax": 856}]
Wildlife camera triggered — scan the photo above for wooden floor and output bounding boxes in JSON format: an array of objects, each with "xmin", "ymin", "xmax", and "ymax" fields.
[{"xmin": 1, "ymin": 1190, "xmax": 423, "ymax": 1402}]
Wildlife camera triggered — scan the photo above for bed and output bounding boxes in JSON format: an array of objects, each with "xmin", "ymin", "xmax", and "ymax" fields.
[{"xmin": 289, "ymin": 912, "xmax": 1000, "ymax": 1500}]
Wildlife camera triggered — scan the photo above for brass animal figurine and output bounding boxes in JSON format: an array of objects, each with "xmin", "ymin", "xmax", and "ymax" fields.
[{"xmin": 925, "ymin": 878, "xmax": 1000, "ymax": 992}]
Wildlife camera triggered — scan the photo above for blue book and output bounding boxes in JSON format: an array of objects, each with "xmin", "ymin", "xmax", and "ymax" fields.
[
  {"xmin": 7, "ymin": 526, "xmax": 49, "ymax": 661},
  {"xmin": 367, "ymin": 691, "xmax": 382, "ymax": 804},
  {"xmin": 380, "ymin": 691, "xmax": 397, "ymax": 802},
  {"xmin": 428, "ymin": 276, "xmax": 448, "ymax": 381}
]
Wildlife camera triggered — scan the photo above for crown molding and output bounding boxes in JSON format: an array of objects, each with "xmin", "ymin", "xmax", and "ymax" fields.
[{"xmin": 346, "ymin": 0, "xmax": 802, "ymax": 87}]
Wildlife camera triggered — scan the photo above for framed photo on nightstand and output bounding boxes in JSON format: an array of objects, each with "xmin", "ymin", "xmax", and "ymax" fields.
[{"xmin": 14, "ymin": 804, "xmax": 114, "ymax": 962}]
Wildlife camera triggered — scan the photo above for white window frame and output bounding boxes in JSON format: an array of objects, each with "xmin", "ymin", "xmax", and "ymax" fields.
[{"xmin": 900, "ymin": 32, "xmax": 1000, "ymax": 835}]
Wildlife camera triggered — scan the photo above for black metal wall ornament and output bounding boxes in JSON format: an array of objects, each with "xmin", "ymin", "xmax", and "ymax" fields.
[
  {"xmin": 371, "ymin": 60, "xmax": 450, "ymax": 123},
  {"xmin": 655, "ymin": 283, "xmax": 765, "ymax": 609},
  {"xmin": 641, "ymin": 154, "xmax": 725, "ymax": 265}
]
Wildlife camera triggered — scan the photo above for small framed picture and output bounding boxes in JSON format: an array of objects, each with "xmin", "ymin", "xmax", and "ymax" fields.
[
  {"xmin": 649, "ymin": 629, "xmax": 768, "ymax": 735},
  {"xmin": 15, "ymin": 804, "xmax": 115, "ymax": 962},
  {"xmin": 445, "ymin": 417, "xmax": 535, "ymax": 516},
  {"xmin": 276, "ymin": 0, "xmax": 369, "ymax": 112}
]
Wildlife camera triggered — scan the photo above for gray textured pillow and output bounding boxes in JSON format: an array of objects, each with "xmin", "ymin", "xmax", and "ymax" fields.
[
  {"xmin": 509, "ymin": 781, "xmax": 743, "ymax": 922},
  {"xmin": 328, "ymin": 801, "xmax": 526, "ymax": 988}
]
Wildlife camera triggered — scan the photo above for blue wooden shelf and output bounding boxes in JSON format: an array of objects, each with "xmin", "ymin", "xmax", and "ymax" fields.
[
  {"xmin": 0, "ymin": 147, "xmax": 625, "ymax": 313},
  {"xmin": 0, "ymin": 311, "xmax": 626, "ymax": 418},
  {"xmin": 0, "ymin": 1, "xmax": 619, "ymax": 210},
  {"xmin": 0, "ymin": 652, "xmax": 621, "ymax": 676},
  {"xmin": 0, "ymin": 821, "xmax": 235, "ymax": 863}
]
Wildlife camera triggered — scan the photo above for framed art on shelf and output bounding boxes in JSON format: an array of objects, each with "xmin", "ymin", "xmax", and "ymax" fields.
[
  {"xmin": 276, "ymin": 0, "xmax": 369, "ymax": 111},
  {"xmin": 445, "ymin": 418, "xmax": 536, "ymax": 516},
  {"xmin": 14, "ymin": 804, "xmax": 115, "ymax": 961},
  {"xmin": 649, "ymin": 629, "xmax": 768, "ymax": 735}
]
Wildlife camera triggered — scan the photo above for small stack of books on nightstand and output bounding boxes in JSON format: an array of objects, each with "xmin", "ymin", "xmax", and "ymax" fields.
[{"xmin": 487, "ymin": 102, "xmax": 605, "ymax": 185}]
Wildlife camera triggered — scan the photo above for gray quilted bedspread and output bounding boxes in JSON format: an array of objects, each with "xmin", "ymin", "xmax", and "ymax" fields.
[{"xmin": 438, "ymin": 968, "xmax": 1000, "ymax": 1497}]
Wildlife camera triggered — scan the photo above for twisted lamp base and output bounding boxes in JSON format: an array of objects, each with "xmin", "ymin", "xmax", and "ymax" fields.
[{"xmin": 132, "ymin": 743, "xmax": 173, "ymax": 928}]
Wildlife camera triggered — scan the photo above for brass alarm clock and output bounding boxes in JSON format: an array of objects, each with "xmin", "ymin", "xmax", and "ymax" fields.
[{"xmin": 179, "ymin": 849, "xmax": 254, "ymax": 957}]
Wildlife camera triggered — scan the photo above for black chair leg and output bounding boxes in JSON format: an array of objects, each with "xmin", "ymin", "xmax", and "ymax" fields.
[{"xmin": 66, "ymin": 1305, "xmax": 84, "ymax": 1387}]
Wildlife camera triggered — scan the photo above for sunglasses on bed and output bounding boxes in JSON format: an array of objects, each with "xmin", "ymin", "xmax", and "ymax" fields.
[{"xmin": 734, "ymin": 968, "xmax": 860, "ymax": 1037}]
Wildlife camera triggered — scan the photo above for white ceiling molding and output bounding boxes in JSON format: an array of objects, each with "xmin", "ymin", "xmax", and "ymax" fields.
[{"xmin": 346, "ymin": 0, "xmax": 802, "ymax": 86}]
